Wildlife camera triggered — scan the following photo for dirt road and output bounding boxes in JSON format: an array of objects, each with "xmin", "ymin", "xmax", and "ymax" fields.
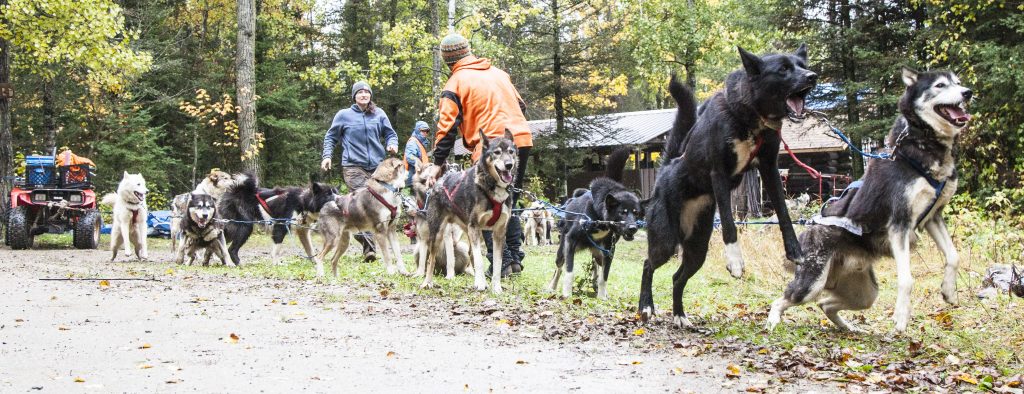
[{"xmin": 0, "ymin": 245, "xmax": 829, "ymax": 393}]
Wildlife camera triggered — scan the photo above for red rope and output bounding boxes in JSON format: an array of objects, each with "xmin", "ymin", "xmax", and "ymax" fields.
[{"xmin": 779, "ymin": 134, "xmax": 821, "ymax": 180}]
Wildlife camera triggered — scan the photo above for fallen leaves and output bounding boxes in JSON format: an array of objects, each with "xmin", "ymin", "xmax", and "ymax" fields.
[
  {"xmin": 74, "ymin": 377, "xmax": 85, "ymax": 383},
  {"xmin": 139, "ymin": 343, "xmax": 152, "ymax": 349},
  {"xmin": 138, "ymin": 364, "xmax": 153, "ymax": 369},
  {"xmin": 726, "ymin": 363, "xmax": 743, "ymax": 378},
  {"xmin": 955, "ymin": 373, "xmax": 978, "ymax": 385},
  {"xmin": 929, "ymin": 310, "xmax": 954, "ymax": 329},
  {"xmin": 228, "ymin": 333, "xmax": 239, "ymax": 343},
  {"xmin": 99, "ymin": 280, "xmax": 110, "ymax": 288},
  {"xmin": 515, "ymin": 360, "xmax": 528, "ymax": 365},
  {"xmin": 386, "ymin": 351, "xmax": 396, "ymax": 358},
  {"xmin": 633, "ymin": 328, "xmax": 646, "ymax": 336},
  {"xmin": 58, "ymin": 326, "xmax": 69, "ymax": 331}
]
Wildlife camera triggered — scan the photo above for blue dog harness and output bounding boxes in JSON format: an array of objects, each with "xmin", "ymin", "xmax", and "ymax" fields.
[{"xmin": 816, "ymin": 153, "xmax": 947, "ymax": 235}]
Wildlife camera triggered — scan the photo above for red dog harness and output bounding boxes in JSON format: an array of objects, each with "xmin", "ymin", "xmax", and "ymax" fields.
[
  {"xmin": 442, "ymin": 172, "xmax": 505, "ymax": 227},
  {"xmin": 368, "ymin": 187, "xmax": 398, "ymax": 221}
]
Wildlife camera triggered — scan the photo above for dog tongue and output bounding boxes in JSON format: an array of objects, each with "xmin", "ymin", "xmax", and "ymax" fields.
[
  {"xmin": 943, "ymin": 106, "xmax": 971, "ymax": 123},
  {"xmin": 501, "ymin": 172, "xmax": 513, "ymax": 184},
  {"xmin": 786, "ymin": 97, "xmax": 805, "ymax": 116}
]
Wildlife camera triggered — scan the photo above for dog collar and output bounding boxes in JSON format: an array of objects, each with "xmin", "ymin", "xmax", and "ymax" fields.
[{"xmin": 368, "ymin": 187, "xmax": 398, "ymax": 221}]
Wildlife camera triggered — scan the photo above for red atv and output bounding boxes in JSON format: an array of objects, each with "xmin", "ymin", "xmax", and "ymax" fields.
[{"xmin": 4, "ymin": 155, "xmax": 102, "ymax": 249}]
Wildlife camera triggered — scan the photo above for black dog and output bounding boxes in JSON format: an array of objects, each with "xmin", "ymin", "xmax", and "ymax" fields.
[
  {"xmin": 548, "ymin": 148, "xmax": 641, "ymax": 299},
  {"xmin": 640, "ymin": 46, "xmax": 817, "ymax": 327},
  {"xmin": 219, "ymin": 174, "xmax": 336, "ymax": 266}
]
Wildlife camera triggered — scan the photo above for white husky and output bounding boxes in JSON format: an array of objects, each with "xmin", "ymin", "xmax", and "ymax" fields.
[{"xmin": 102, "ymin": 171, "xmax": 149, "ymax": 261}]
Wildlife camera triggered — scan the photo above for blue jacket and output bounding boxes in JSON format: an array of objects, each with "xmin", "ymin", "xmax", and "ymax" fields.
[
  {"xmin": 322, "ymin": 104, "xmax": 398, "ymax": 170},
  {"xmin": 404, "ymin": 121, "xmax": 430, "ymax": 184}
]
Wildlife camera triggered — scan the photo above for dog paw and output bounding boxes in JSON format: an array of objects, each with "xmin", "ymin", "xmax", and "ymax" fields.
[
  {"xmin": 724, "ymin": 243, "xmax": 744, "ymax": 278},
  {"xmin": 892, "ymin": 314, "xmax": 910, "ymax": 334},
  {"xmin": 492, "ymin": 282, "xmax": 503, "ymax": 295},
  {"xmin": 673, "ymin": 314, "xmax": 694, "ymax": 329},
  {"xmin": 640, "ymin": 306, "xmax": 655, "ymax": 322},
  {"xmin": 445, "ymin": 273, "xmax": 455, "ymax": 280},
  {"xmin": 941, "ymin": 286, "xmax": 958, "ymax": 305},
  {"xmin": 764, "ymin": 315, "xmax": 780, "ymax": 331},
  {"xmin": 419, "ymin": 281, "xmax": 436, "ymax": 289},
  {"xmin": 386, "ymin": 266, "xmax": 398, "ymax": 275},
  {"xmin": 844, "ymin": 324, "xmax": 868, "ymax": 334},
  {"xmin": 474, "ymin": 281, "xmax": 487, "ymax": 292}
]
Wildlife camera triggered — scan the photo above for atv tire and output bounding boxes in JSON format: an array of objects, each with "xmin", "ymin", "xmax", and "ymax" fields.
[
  {"xmin": 74, "ymin": 209, "xmax": 102, "ymax": 249},
  {"xmin": 7, "ymin": 206, "xmax": 33, "ymax": 250}
]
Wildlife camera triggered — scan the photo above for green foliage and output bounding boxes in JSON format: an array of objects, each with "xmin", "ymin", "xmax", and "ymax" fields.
[{"xmin": 0, "ymin": 0, "xmax": 152, "ymax": 91}]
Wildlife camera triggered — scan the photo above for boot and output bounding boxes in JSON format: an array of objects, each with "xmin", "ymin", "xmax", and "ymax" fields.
[{"xmin": 356, "ymin": 233, "xmax": 377, "ymax": 262}]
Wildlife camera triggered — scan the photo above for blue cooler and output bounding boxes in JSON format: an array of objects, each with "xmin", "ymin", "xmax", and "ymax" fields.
[{"xmin": 26, "ymin": 155, "xmax": 56, "ymax": 186}]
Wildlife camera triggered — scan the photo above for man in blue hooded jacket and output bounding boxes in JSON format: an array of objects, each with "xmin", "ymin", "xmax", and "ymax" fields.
[
  {"xmin": 403, "ymin": 121, "xmax": 431, "ymax": 186},
  {"xmin": 321, "ymin": 81, "xmax": 398, "ymax": 260}
]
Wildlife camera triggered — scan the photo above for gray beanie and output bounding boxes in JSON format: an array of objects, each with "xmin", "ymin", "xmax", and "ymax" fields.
[{"xmin": 351, "ymin": 81, "xmax": 372, "ymax": 101}]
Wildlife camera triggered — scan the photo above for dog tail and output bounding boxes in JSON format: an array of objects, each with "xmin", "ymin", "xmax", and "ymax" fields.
[
  {"xmin": 572, "ymin": 188, "xmax": 589, "ymax": 199},
  {"xmin": 100, "ymin": 193, "xmax": 118, "ymax": 206},
  {"xmin": 232, "ymin": 172, "xmax": 259, "ymax": 195},
  {"xmin": 665, "ymin": 74, "xmax": 698, "ymax": 159},
  {"xmin": 605, "ymin": 147, "xmax": 631, "ymax": 183}
]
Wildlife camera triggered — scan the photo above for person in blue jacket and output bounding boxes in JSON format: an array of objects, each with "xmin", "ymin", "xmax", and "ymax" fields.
[
  {"xmin": 320, "ymin": 81, "xmax": 398, "ymax": 261},
  {"xmin": 403, "ymin": 121, "xmax": 431, "ymax": 186}
]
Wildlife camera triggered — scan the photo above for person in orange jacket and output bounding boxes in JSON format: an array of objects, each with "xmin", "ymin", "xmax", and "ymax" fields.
[{"xmin": 433, "ymin": 33, "xmax": 533, "ymax": 277}]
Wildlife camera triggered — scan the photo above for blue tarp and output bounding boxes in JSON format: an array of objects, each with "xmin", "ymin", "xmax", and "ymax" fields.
[{"xmin": 100, "ymin": 210, "xmax": 172, "ymax": 237}]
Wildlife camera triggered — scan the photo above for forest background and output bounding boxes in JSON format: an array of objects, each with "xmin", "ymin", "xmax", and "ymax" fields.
[{"xmin": 0, "ymin": 0, "xmax": 1021, "ymax": 223}]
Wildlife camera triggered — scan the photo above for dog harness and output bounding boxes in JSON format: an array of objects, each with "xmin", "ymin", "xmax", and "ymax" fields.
[
  {"xmin": 367, "ymin": 185, "xmax": 398, "ymax": 222},
  {"xmin": 898, "ymin": 151, "xmax": 947, "ymax": 227},
  {"xmin": 129, "ymin": 208, "xmax": 140, "ymax": 223},
  {"xmin": 255, "ymin": 190, "xmax": 285, "ymax": 218},
  {"xmin": 442, "ymin": 171, "xmax": 505, "ymax": 226}
]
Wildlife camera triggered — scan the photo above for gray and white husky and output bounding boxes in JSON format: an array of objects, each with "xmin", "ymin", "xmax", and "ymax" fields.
[
  {"xmin": 102, "ymin": 171, "xmax": 149, "ymax": 261},
  {"xmin": 419, "ymin": 129, "xmax": 518, "ymax": 294},
  {"xmin": 766, "ymin": 68, "xmax": 972, "ymax": 333}
]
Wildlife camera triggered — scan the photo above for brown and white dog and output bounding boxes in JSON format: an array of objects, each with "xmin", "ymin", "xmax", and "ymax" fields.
[
  {"xmin": 406, "ymin": 158, "xmax": 473, "ymax": 278},
  {"xmin": 522, "ymin": 201, "xmax": 553, "ymax": 246},
  {"xmin": 315, "ymin": 158, "xmax": 408, "ymax": 277}
]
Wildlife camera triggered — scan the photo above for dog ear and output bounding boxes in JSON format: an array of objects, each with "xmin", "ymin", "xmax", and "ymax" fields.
[
  {"xmin": 123, "ymin": 170, "xmax": 129, "ymax": 178},
  {"xmin": 479, "ymin": 128, "xmax": 490, "ymax": 150},
  {"xmin": 793, "ymin": 43, "xmax": 808, "ymax": 61},
  {"xmin": 504, "ymin": 128, "xmax": 514, "ymax": 142},
  {"xmin": 738, "ymin": 47, "xmax": 763, "ymax": 76},
  {"xmin": 604, "ymin": 193, "xmax": 620, "ymax": 211},
  {"xmin": 901, "ymin": 67, "xmax": 919, "ymax": 87}
]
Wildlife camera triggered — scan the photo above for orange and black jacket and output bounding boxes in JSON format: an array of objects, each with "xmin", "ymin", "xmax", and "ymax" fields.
[{"xmin": 433, "ymin": 56, "xmax": 533, "ymax": 164}]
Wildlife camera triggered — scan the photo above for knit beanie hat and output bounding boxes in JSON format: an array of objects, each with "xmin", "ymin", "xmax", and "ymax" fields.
[
  {"xmin": 440, "ymin": 34, "xmax": 472, "ymax": 66},
  {"xmin": 351, "ymin": 81, "xmax": 372, "ymax": 101}
]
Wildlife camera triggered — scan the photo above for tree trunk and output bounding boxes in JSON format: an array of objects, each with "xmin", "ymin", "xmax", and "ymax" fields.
[
  {"xmin": 448, "ymin": 0, "xmax": 456, "ymax": 33},
  {"xmin": 551, "ymin": 0, "xmax": 567, "ymax": 195},
  {"xmin": 430, "ymin": 0, "xmax": 442, "ymax": 113},
  {"xmin": 551, "ymin": 0, "xmax": 565, "ymax": 137},
  {"xmin": 236, "ymin": 0, "xmax": 260, "ymax": 177},
  {"xmin": 42, "ymin": 81, "xmax": 57, "ymax": 151},
  {"xmin": 0, "ymin": 0, "xmax": 13, "ymax": 211}
]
